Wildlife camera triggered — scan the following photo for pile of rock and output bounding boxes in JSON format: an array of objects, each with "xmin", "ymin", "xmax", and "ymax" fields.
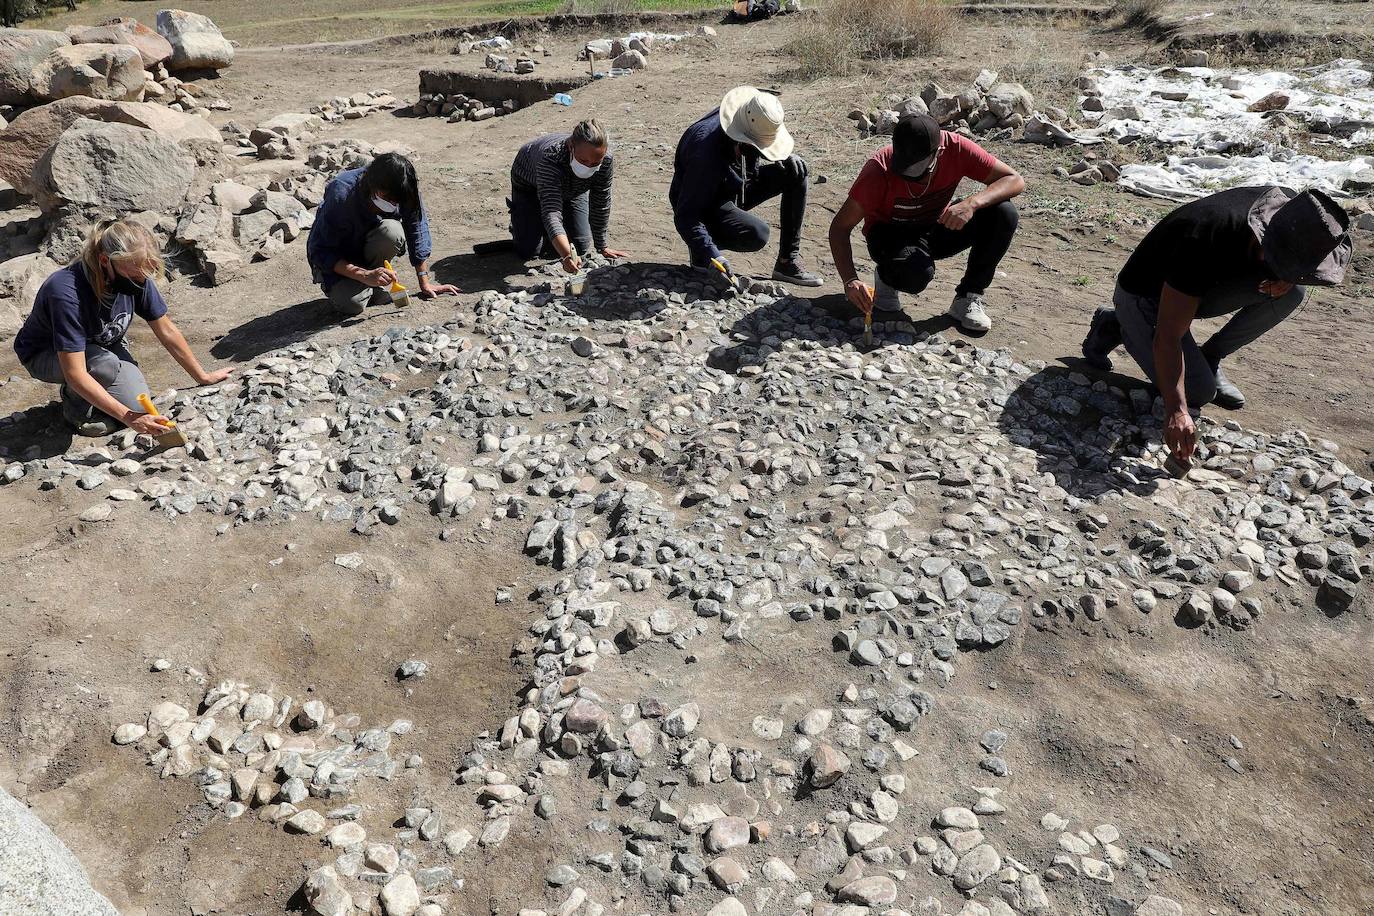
[
  {"xmin": 0, "ymin": 10, "xmax": 232, "ymax": 111},
  {"xmin": 26, "ymin": 261, "xmax": 1357, "ymax": 915},
  {"xmin": 583, "ymin": 34, "xmax": 653, "ymax": 71},
  {"xmin": 173, "ymin": 137, "xmax": 408, "ymax": 284},
  {"xmin": 410, "ymin": 92, "xmax": 511, "ymax": 123},
  {"xmin": 312, "ymin": 89, "xmax": 398, "ymax": 124},
  {"xmin": 1057, "ymin": 152, "xmax": 1123, "ymax": 187},
  {"xmin": 849, "ymin": 69, "xmax": 1036, "ymax": 140},
  {"xmin": 114, "ymin": 679, "xmax": 415, "ymax": 821}
]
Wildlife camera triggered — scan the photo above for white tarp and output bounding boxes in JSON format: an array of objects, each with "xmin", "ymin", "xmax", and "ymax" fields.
[{"xmin": 1067, "ymin": 59, "xmax": 1374, "ymax": 199}]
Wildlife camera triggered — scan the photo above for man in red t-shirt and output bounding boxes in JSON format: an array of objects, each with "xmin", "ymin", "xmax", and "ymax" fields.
[{"xmin": 829, "ymin": 115, "xmax": 1025, "ymax": 332}]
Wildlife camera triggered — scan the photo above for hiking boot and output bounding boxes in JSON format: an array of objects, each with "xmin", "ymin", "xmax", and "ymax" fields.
[
  {"xmin": 1081, "ymin": 306, "xmax": 1121, "ymax": 370},
  {"xmin": 1211, "ymin": 366, "xmax": 1246, "ymax": 410},
  {"xmin": 948, "ymin": 292, "xmax": 992, "ymax": 332},
  {"xmin": 772, "ymin": 259, "xmax": 822, "ymax": 287}
]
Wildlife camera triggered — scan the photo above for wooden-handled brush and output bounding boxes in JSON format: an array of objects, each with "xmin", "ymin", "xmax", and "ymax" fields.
[{"xmin": 136, "ymin": 393, "xmax": 186, "ymax": 448}]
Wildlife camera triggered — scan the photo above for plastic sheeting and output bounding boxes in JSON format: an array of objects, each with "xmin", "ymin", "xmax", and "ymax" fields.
[{"xmin": 1069, "ymin": 59, "xmax": 1374, "ymax": 199}]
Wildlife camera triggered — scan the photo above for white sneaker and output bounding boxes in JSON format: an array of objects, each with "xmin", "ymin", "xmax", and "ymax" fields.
[{"xmin": 948, "ymin": 293, "xmax": 992, "ymax": 332}]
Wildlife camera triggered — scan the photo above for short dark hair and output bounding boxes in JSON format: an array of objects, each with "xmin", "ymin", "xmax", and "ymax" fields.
[{"xmin": 360, "ymin": 152, "xmax": 421, "ymax": 212}]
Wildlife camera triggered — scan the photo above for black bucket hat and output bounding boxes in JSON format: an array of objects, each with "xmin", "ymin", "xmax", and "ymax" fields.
[
  {"xmin": 892, "ymin": 114, "xmax": 942, "ymax": 174},
  {"xmin": 1247, "ymin": 186, "xmax": 1352, "ymax": 286}
]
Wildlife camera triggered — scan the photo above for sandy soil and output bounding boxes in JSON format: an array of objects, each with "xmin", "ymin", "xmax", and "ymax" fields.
[{"xmin": 1, "ymin": 8, "xmax": 1372, "ymax": 916}]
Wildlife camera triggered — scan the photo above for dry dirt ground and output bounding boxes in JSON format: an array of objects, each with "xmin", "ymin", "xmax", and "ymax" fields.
[{"xmin": 1, "ymin": 7, "xmax": 1373, "ymax": 916}]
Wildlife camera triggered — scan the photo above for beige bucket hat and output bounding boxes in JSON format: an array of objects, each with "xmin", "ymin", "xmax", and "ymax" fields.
[{"xmin": 719, "ymin": 86, "xmax": 794, "ymax": 161}]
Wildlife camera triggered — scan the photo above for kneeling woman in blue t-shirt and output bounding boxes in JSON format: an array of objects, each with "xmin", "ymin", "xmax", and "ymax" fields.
[{"xmin": 12, "ymin": 218, "xmax": 232, "ymax": 437}]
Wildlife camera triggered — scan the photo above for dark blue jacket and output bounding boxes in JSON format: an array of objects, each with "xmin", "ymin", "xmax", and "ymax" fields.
[
  {"xmin": 306, "ymin": 167, "xmax": 432, "ymax": 290},
  {"xmin": 669, "ymin": 108, "xmax": 745, "ymax": 266}
]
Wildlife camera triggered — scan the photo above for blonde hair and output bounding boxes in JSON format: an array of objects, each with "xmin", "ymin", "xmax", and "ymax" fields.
[
  {"xmin": 571, "ymin": 118, "xmax": 609, "ymax": 150},
  {"xmin": 79, "ymin": 218, "xmax": 165, "ymax": 301}
]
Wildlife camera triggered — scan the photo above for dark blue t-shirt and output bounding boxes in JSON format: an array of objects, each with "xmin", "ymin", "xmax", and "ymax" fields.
[{"xmin": 13, "ymin": 264, "xmax": 168, "ymax": 364}]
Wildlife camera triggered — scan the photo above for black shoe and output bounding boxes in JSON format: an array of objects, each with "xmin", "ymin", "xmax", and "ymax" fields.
[
  {"xmin": 1082, "ymin": 306, "xmax": 1121, "ymax": 371},
  {"xmin": 1211, "ymin": 366, "xmax": 1245, "ymax": 409},
  {"xmin": 771, "ymin": 259, "xmax": 822, "ymax": 288}
]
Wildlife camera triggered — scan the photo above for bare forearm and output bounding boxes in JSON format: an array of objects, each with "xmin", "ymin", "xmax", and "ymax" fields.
[
  {"xmin": 333, "ymin": 259, "xmax": 368, "ymax": 283},
  {"xmin": 153, "ymin": 319, "xmax": 214, "ymax": 384},
  {"xmin": 1153, "ymin": 333, "xmax": 1188, "ymax": 412},
  {"xmin": 550, "ymin": 234, "xmax": 574, "ymax": 260},
  {"xmin": 66, "ymin": 367, "xmax": 136, "ymax": 424},
  {"xmin": 830, "ymin": 229, "xmax": 858, "ymax": 286},
  {"xmin": 969, "ymin": 175, "xmax": 1024, "ymax": 210}
]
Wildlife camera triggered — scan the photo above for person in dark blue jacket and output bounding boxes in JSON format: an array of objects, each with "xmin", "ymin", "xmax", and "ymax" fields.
[
  {"xmin": 306, "ymin": 153, "xmax": 459, "ymax": 315},
  {"xmin": 669, "ymin": 86, "xmax": 821, "ymax": 288}
]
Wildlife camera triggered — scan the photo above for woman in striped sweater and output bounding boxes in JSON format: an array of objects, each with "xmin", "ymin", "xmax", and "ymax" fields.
[{"xmin": 507, "ymin": 119, "xmax": 629, "ymax": 273}]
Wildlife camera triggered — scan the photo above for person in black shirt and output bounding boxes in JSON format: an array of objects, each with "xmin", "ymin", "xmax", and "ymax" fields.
[{"xmin": 1081, "ymin": 185, "xmax": 1351, "ymax": 462}]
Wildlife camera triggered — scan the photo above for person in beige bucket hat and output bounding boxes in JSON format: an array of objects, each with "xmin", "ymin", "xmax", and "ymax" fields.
[
  {"xmin": 1081, "ymin": 184, "xmax": 1352, "ymax": 463},
  {"xmin": 669, "ymin": 86, "xmax": 822, "ymax": 287}
]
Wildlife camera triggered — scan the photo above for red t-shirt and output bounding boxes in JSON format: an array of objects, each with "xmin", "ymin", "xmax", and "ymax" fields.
[{"xmin": 848, "ymin": 132, "xmax": 1000, "ymax": 235}]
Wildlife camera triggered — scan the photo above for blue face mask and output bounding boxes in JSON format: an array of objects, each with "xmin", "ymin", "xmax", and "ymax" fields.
[{"xmin": 373, "ymin": 195, "xmax": 400, "ymax": 214}]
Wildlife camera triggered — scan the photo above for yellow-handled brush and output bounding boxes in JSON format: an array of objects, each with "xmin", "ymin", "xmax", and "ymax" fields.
[
  {"xmin": 710, "ymin": 257, "xmax": 743, "ymax": 294},
  {"xmin": 136, "ymin": 393, "xmax": 186, "ymax": 448},
  {"xmin": 863, "ymin": 284, "xmax": 874, "ymax": 347},
  {"xmin": 383, "ymin": 260, "xmax": 410, "ymax": 307}
]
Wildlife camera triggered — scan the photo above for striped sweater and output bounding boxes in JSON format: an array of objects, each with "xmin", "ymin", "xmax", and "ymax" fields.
[{"xmin": 511, "ymin": 133, "xmax": 614, "ymax": 251}]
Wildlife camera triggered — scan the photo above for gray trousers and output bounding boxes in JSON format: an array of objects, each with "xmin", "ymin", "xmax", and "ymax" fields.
[
  {"xmin": 326, "ymin": 220, "xmax": 406, "ymax": 316},
  {"xmin": 1113, "ymin": 278, "xmax": 1304, "ymax": 408},
  {"xmin": 23, "ymin": 341, "xmax": 148, "ymax": 425}
]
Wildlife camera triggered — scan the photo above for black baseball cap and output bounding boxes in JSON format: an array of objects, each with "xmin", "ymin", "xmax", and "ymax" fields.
[{"xmin": 892, "ymin": 115, "xmax": 942, "ymax": 173}]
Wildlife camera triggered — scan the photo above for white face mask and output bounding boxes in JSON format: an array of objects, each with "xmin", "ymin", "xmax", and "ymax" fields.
[
  {"xmin": 372, "ymin": 195, "xmax": 400, "ymax": 214},
  {"xmin": 570, "ymin": 154, "xmax": 600, "ymax": 180}
]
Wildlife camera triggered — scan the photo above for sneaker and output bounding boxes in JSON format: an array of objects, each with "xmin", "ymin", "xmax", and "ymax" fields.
[
  {"xmin": 948, "ymin": 293, "xmax": 992, "ymax": 332},
  {"xmin": 1081, "ymin": 306, "xmax": 1121, "ymax": 370},
  {"xmin": 772, "ymin": 259, "xmax": 823, "ymax": 287},
  {"xmin": 71, "ymin": 416, "xmax": 119, "ymax": 437},
  {"xmin": 1211, "ymin": 366, "xmax": 1246, "ymax": 410}
]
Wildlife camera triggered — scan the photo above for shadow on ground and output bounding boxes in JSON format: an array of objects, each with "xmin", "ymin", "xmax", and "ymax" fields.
[
  {"xmin": 0, "ymin": 402, "xmax": 75, "ymax": 462},
  {"xmin": 210, "ymin": 296, "xmax": 350, "ymax": 362},
  {"xmin": 432, "ymin": 251, "xmax": 520, "ymax": 296},
  {"xmin": 996, "ymin": 363, "xmax": 1168, "ymax": 501},
  {"xmin": 705, "ymin": 292, "xmax": 964, "ymax": 373}
]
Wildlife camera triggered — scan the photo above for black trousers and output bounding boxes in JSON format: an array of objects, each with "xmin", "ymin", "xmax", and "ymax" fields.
[
  {"xmin": 700, "ymin": 155, "xmax": 808, "ymax": 266},
  {"xmin": 509, "ymin": 182, "xmax": 592, "ymax": 259},
  {"xmin": 866, "ymin": 200, "xmax": 1018, "ymax": 298}
]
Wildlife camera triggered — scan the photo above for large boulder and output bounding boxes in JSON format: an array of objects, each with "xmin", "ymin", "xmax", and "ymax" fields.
[
  {"xmin": 34, "ymin": 118, "xmax": 198, "ymax": 216},
  {"xmin": 985, "ymin": 82, "xmax": 1035, "ymax": 121},
  {"xmin": 65, "ymin": 18, "xmax": 173, "ymax": 69},
  {"xmin": 0, "ymin": 785, "xmax": 119, "ymax": 915},
  {"xmin": 155, "ymin": 9, "xmax": 233, "ymax": 72},
  {"xmin": 0, "ymin": 28, "xmax": 71, "ymax": 106},
  {"xmin": 0, "ymin": 253, "xmax": 60, "ymax": 338},
  {"xmin": 30, "ymin": 43, "xmax": 146, "ymax": 103},
  {"xmin": 0, "ymin": 97, "xmax": 219, "ymax": 195}
]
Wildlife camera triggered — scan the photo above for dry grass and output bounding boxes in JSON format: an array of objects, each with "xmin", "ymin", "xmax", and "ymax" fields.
[
  {"xmin": 1108, "ymin": 0, "xmax": 1168, "ymax": 29},
  {"xmin": 785, "ymin": 0, "xmax": 957, "ymax": 79},
  {"xmin": 558, "ymin": 0, "xmax": 640, "ymax": 11}
]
